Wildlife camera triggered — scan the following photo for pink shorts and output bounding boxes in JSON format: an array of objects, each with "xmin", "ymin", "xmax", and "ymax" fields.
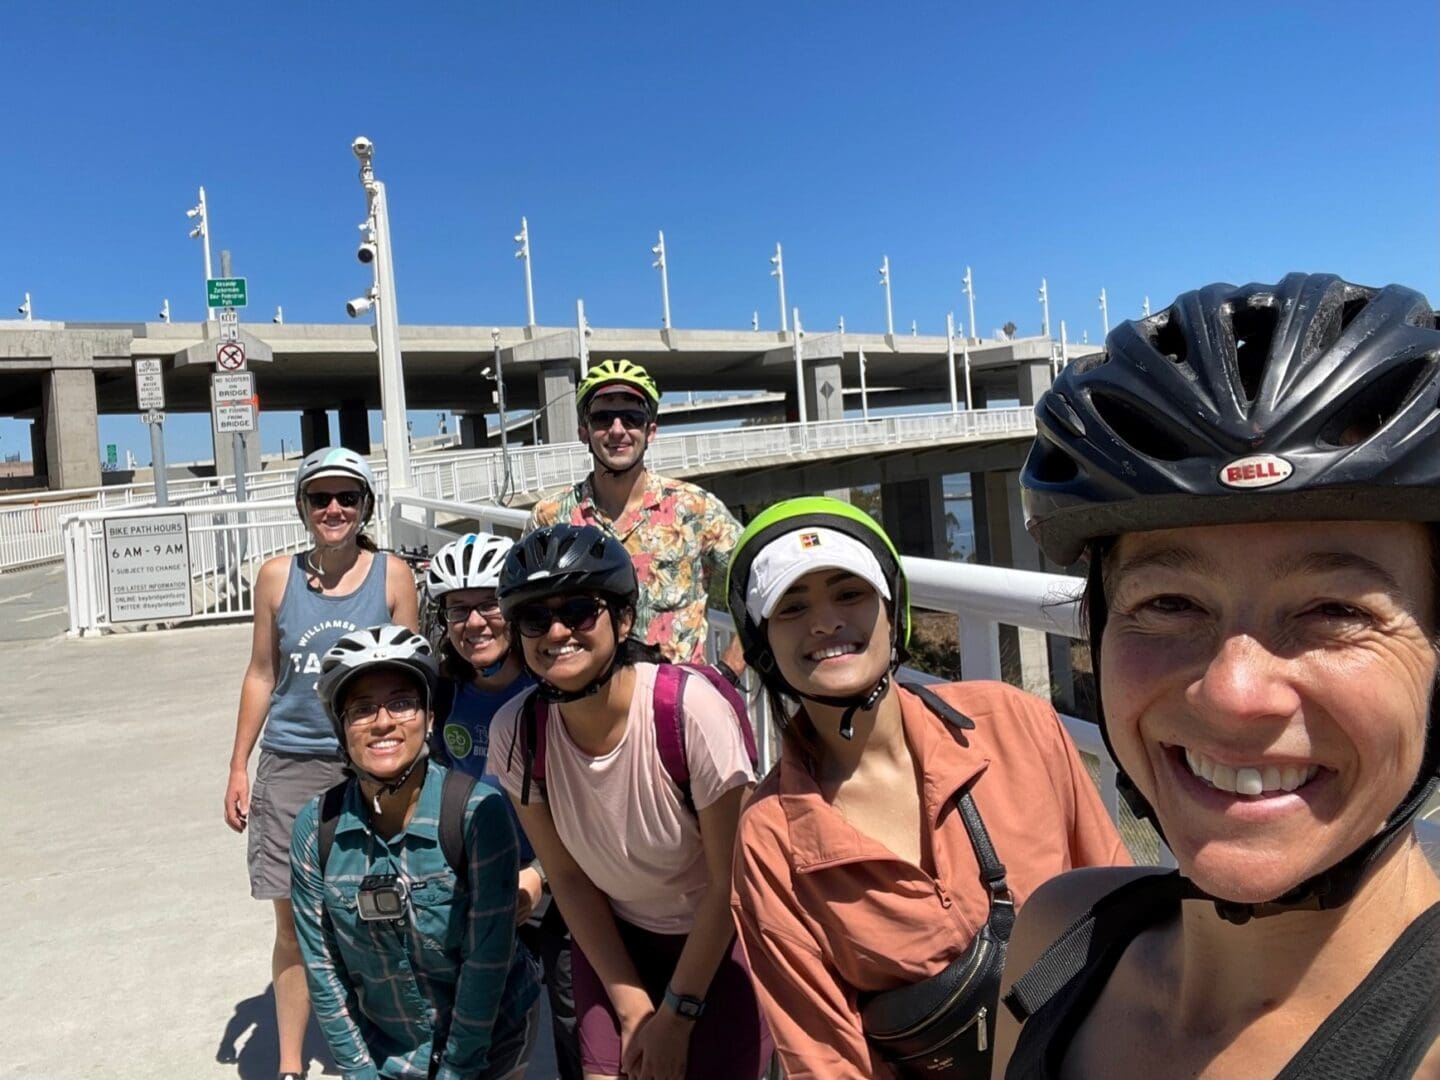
[{"xmin": 571, "ymin": 917, "xmax": 773, "ymax": 1078}]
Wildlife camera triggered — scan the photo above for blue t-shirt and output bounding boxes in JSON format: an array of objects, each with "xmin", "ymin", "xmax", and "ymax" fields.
[{"xmin": 439, "ymin": 674, "xmax": 537, "ymax": 863}]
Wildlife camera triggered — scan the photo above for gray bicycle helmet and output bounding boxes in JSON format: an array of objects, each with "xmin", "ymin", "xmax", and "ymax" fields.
[
  {"xmin": 318, "ymin": 624, "xmax": 438, "ymax": 739},
  {"xmin": 1020, "ymin": 272, "xmax": 1440, "ymax": 923},
  {"xmin": 295, "ymin": 447, "xmax": 377, "ymax": 526},
  {"xmin": 497, "ymin": 524, "xmax": 638, "ymax": 617},
  {"xmin": 426, "ymin": 533, "xmax": 513, "ymax": 600}
]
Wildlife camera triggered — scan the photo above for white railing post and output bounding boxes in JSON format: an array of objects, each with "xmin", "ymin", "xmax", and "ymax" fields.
[{"xmin": 957, "ymin": 613, "xmax": 1003, "ymax": 681}]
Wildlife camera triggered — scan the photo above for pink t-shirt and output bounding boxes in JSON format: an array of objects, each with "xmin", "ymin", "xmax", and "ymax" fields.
[{"xmin": 490, "ymin": 662, "xmax": 756, "ymax": 934}]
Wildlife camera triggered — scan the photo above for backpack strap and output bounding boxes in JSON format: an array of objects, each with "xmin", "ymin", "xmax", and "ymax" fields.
[
  {"xmin": 898, "ymin": 680, "xmax": 976, "ymax": 734},
  {"xmin": 316, "ymin": 780, "xmax": 350, "ymax": 875},
  {"xmin": 517, "ymin": 685, "xmax": 548, "ymax": 806},
  {"xmin": 438, "ymin": 768, "xmax": 478, "ymax": 877},
  {"xmin": 428, "ymin": 678, "xmax": 458, "ymax": 761},
  {"xmin": 652, "ymin": 664, "xmax": 695, "ymax": 815}
]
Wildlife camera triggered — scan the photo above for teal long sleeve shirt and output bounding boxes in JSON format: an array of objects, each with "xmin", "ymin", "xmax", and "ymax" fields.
[{"xmin": 290, "ymin": 761, "xmax": 540, "ymax": 1080}]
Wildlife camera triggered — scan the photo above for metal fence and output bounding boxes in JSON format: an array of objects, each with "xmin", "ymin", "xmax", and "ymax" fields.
[{"xmin": 6, "ymin": 406, "xmax": 1036, "ymax": 571}]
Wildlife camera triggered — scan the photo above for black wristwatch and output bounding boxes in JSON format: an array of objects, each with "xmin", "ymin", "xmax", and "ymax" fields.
[{"xmin": 663, "ymin": 986, "xmax": 706, "ymax": 1020}]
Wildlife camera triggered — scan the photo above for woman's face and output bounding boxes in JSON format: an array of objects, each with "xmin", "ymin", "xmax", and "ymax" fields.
[
  {"xmin": 339, "ymin": 668, "xmax": 430, "ymax": 781},
  {"xmin": 766, "ymin": 569, "xmax": 893, "ymax": 700},
  {"xmin": 303, "ymin": 478, "xmax": 364, "ymax": 546},
  {"xmin": 1100, "ymin": 520, "xmax": 1436, "ymax": 903},
  {"xmin": 441, "ymin": 587, "xmax": 509, "ymax": 670},
  {"xmin": 516, "ymin": 593, "xmax": 635, "ymax": 692}
]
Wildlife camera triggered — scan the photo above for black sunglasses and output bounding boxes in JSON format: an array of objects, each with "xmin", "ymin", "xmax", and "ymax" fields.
[
  {"xmin": 512, "ymin": 596, "xmax": 610, "ymax": 639},
  {"xmin": 306, "ymin": 489, "xmax": 364, "ymax": 510},
  {"xmin": 588, "ymin": 408, "xmax": 650, "ymax": 431}
]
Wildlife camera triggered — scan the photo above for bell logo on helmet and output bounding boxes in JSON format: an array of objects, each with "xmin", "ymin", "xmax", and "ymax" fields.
[{"xmin": 1218, "ymin": 454, "xmax": 1293, "ymax": 489}]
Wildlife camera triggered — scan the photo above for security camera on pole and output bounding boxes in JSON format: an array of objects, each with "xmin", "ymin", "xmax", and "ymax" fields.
[
  {"xmin": 348, "ymin": 135, "xmax": 412, "ymax": 495},
  {"xmin": 771, "ymin": 243, "xmax": 788, "ymax": 332}
]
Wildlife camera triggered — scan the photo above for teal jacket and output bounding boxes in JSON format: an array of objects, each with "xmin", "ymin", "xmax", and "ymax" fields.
[{"xmin": 290, "ymin": 760, "xmax": 540, "ymax": 1080}]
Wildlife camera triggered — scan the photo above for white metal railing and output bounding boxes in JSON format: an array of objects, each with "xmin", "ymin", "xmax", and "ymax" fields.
[{"xmin": 4, "ymin": 407, "xmax": 1037, "ymax": 572}]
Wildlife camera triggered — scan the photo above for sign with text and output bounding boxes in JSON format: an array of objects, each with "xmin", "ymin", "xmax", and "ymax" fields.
[
  {"xmin": 103, "ymin": 514, "xmax": 193, "ymax": 622},
  {"xmin": 206, "ymin": 278, "xmax": 248, "ymax": 308},
  {"xmin": 134, "ymin": 358, "xmax": 165, "ymax": 410},
  {"xmin": 215, "ymin": 403, "xmax": 255, "ymax": 433},
  {"xmin": 212, "ymin": 372, "xmax": 254, "ymax": 402}
]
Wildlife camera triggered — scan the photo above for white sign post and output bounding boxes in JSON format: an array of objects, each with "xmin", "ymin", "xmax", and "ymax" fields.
[{"xmin": 103, "ymin": 514, "xmax": 193, "ymax": 622}]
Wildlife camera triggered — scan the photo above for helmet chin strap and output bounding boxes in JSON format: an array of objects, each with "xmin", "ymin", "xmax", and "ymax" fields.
[
  {"xmin": 591, "ymin": 430, "xmax": 649, "ymax": 479},
  {"xmin": 349, "ymin": 739, "xmax": 431, "ymax": 815},
  {"xmin": 766, "ymin": 646, "xmax": 899, "ymax": 740},
  {"xmin": 523, "ymin": 610, "xmax": 627, "ymax": 704}
]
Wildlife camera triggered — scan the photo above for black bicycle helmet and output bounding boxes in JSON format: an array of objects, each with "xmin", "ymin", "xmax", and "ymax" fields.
[
  {"xmin": 1021, "ymin": 272, "xmax": 1440, "ymax": 923},
  {"xmin": 498, "ymin": 524, "xmax": 639, "ymax": 702}
]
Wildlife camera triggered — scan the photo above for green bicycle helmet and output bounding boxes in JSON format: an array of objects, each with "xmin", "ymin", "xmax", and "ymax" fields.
[
  {"xmin": 728, "ymin": 496, "xmax": 910, "ymax": 738},
  {"xmin": 577, "ymin": 358, "xmax": 661, "ymax": 418}
]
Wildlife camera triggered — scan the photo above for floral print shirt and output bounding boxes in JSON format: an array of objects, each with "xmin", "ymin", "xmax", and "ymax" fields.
[{"xmin": 525, "ymin": 471, "xmax": 740, "ymax": 664}]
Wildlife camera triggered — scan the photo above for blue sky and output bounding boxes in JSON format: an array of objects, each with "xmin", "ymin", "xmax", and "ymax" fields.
[{"xmin": 3, "ymin": 1, "xmax": 1436, "ymax": 468}]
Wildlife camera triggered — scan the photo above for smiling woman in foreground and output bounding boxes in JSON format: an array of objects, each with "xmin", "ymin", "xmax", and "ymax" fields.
[{"xmin": 997, "ymin": 273, "xmax": 1440, "ymax": 1079}]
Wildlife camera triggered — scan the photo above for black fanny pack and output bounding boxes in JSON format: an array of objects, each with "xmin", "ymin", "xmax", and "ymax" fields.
[{"xmin": 858, "ymin": 684, "xmax": 1015, "ymax": 1078}]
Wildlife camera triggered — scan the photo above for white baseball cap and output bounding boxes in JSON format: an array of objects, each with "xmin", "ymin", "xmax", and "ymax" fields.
[{"xmin": 745, "ymin": 526, "xmax": 892, "ymax": 623}]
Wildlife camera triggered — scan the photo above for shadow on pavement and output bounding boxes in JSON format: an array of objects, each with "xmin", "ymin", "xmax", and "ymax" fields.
[{"xmin": 215, "ymin": 985, "xmax": 338, "ymax": 1079}]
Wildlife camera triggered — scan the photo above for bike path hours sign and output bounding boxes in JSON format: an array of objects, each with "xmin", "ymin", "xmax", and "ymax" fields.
[{"xmin": 103, "ymin": 514, "xmax": 193, "ymax": 622}]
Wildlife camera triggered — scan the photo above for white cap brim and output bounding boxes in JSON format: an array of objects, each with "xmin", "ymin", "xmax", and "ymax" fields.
[{"xmin": 745, "ymin": 526, "xmax": 891, "ymax": 623}]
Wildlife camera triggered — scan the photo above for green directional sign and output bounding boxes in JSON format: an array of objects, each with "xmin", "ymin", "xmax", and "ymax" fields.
[
  {"xmin": 206, "ymin": 277, "xmax": 248, "ymax": 308},
  {"xmin": 106, "ymin": 443, "xmax": 118, "ymax": 467}
]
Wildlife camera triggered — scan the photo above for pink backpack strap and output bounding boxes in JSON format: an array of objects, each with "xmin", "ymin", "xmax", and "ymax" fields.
[{"xmin": 652, "ymin": 663, "xmax": 693, "ymax": 813}]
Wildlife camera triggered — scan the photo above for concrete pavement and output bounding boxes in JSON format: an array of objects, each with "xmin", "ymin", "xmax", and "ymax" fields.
[
  {"xmin": 0, "ymin": 562, "xmax": 70, "ymax": 642},
  {"xmin": 2, "ymin": 624, "xmax": 558, "ymax": 1079}
]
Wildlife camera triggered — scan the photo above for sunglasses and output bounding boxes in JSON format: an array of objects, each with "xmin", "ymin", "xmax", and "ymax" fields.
[
  {"xmin": 587, "ymin": 408, "xmax": 650, "ymax": 431},
  {"xmin": 306, "ymin": 489, "xmax": 364, "ymax": 510},
  {"xmin": 512, "ymin": 596, "xmax": 610, "ymax": 639}
]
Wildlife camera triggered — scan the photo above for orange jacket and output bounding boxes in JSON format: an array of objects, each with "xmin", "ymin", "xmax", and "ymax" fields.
[{"xmin": 731, "ymin": 680, "xmax": 1129, "ymax": 1079}]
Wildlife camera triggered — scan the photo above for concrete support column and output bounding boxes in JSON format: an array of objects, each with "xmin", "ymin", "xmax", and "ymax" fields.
[
  {"xmin": 537, "ymin": 361, "xmax": 578, "ymax": 444},
  {"xmin": 970, "ymin": 467, "xmax": 1052, "ymax": 698},
  {"xmin": 804, "ymin": 358, "xmax": 845, "ymax": 424},
  {"xmin": 299, "ymin": 408, "xmax": 330, "ymax": 455},
  {"xmin": 458, "ymin": 413, "xmax": 488, "ymax": 449},
  {"xmin": 968, "ymin": 381, "xmax": 989, "ymax": 410},
  {"xmin": 1016, "ymin": 359, "xmax": 1054, "ymax": 408},
  {"xmin": 338, "ymin": 400, "xmax": 371, "ymax": 455},
  {"xmin": 29, "ymin": 415, "xmax": 49, "ymax": 483},
  {"xmin": 43, "ymin": 368, "xmax": 101, "ymax": 490},
  {"xmin": 881, "ymin": 475, "xmax": 945, "ymax": 558}
]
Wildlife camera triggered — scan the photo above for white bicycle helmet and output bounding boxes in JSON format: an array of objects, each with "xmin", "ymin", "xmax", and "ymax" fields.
[
  {"xmin": 426, "ymin": 533, "xmax": 514, "ymax": 600},
  {"xmin": 317, "ymin": 624, "xmax": 438, "ymax": 740},
  {"xmin": 295, "ymin": 446, "xmax": 377, "ymax": 526}
]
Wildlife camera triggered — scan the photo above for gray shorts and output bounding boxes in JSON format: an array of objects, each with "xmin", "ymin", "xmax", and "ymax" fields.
[{"xmin": 247, "ymin": 749, "xmax": 346, "ymax": 901}]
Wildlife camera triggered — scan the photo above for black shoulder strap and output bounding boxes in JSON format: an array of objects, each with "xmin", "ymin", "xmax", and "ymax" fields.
[
  {"xmin": 438, "ymin": 768, "xmax": 478, "ymax": 878},
  {"xmin": 1276, "ymin": 902, "xmax": 1440, "ymax": 1079},
  {"xmin": 316, "ymin": 780, "xmax": 350, "ymax": 875},
  {"xmin": 899, "ymin": 680, "xmax": 976, "ymax": 733},
  {"xmin": 1005, "ymin": 872, "xmax": 1182, "ymax": 1022},
  {"xmin": 428, "ymin": 679, "xmax": 458, "ymax": 760}
]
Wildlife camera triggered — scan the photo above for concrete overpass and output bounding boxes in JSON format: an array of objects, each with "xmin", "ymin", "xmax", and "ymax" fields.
[{"xmin": 0, "ymin": 318, "xmax": 1090, "ymax": 490}]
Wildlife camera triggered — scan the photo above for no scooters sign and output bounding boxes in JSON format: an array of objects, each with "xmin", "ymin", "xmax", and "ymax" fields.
[{"xmin": 215, "ymin": 341, "xmax": 246, "ymax": 372}]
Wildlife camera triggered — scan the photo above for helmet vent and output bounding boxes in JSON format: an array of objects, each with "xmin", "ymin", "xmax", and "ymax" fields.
[
  {"xmin": 1028, "ymin": 437, "xmax": 1080, "ymax": 483},
  {"xmin": 1145, "ymin": 315, "xmax": 1194, "ymax": 379},
  {"xmin": 1303, "ymin": 293, "xmax": 1371, "ymax": 365},
  {"xmin": 1318, "ymin": 355, "xmax": 1433, "ymax": 448},
  {"xmin": 1089, "ymin": 390, "xmax": 1191, "ymax": 462},
  {"xmin": 1230, "ymin": 302, "xmax": 1278, "ymax": 405}
]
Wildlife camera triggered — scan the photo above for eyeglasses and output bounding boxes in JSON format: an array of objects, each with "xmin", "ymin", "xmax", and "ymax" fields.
[
  {"xmin": 342, "ymin": 695, "xmax": 423, "ymax": 727},
  {"xmin": 587, "ymin": 408, "xmax": 650, "ymax": 431},
  {"xmin": 306, "ymin": 489, "xmax": 364, "ymax": 510},
  {"xmin": 444, "ymin": 600, "xmax": 503, "ymax": 623},
  {"xmin": 512, "ymin": 596, "xmax": 609, "ymax": 639}
]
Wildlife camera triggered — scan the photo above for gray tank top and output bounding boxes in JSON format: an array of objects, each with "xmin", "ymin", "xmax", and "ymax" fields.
[{"xmin": 261, "ymin": 551, "xmax": 393, "ymax": 755}]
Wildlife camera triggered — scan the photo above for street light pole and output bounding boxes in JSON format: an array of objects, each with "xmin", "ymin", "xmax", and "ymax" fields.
[
  {"xmin": 187, "ymin": 186, "xmax": 214, "ymax": 319},
  {"xmin": 963, "ymin": 266, "xmax": 977, "ymax": 345},
  {"xmin": 1038, "ymin": 278, "xmax": 1050, "ymax": 338},
  {"xmin": 1099, "ymin": 287, "xmax": 1110, "ymax": 336},
  {"xmin": 960, "ymin": 321, "xmax": 973, "ymax": 409},
  {"xmin": 490, "ymin": 327, "xmax": 512, "ymax": 502},
  {"xmin": 1143, "ymin": 295, "xmax": 1151, "ymax": 317},
  {"xmin": 514, "ymin": 216, "xmax": 536, "ymax": 327},
  {"xmin": 946, "ymin": 312, "xmax": 959, "ymax": 414},
  {"xmin": 652, "ymin": 230, "xmax": 671, "ymax": 330},
  {"xmin": 577, "ymin": 299, "xmax": 591, "ymax": 378},
  {"xmin": 792, "ymin": 307, "xmax": 807, "ymax": 424},
  {"xmin": 879, "ymin": 256, "xmax": 894, "ymax": 337},
  {"xmin": 771, "ymin": 243, "xmax": 788, "ymax": 333},
  {"xmin": 354, "ymin": 136, "xmax": 412, "ymax": 492},
  {"xmin": 858, "ymin": 348, "xmax": 870, "ymax": 421}
]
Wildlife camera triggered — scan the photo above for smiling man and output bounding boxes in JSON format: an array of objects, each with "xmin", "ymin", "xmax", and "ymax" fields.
[{"xmin": 526, "ymin": 359, "xmax": 744, "ymax": 676}]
